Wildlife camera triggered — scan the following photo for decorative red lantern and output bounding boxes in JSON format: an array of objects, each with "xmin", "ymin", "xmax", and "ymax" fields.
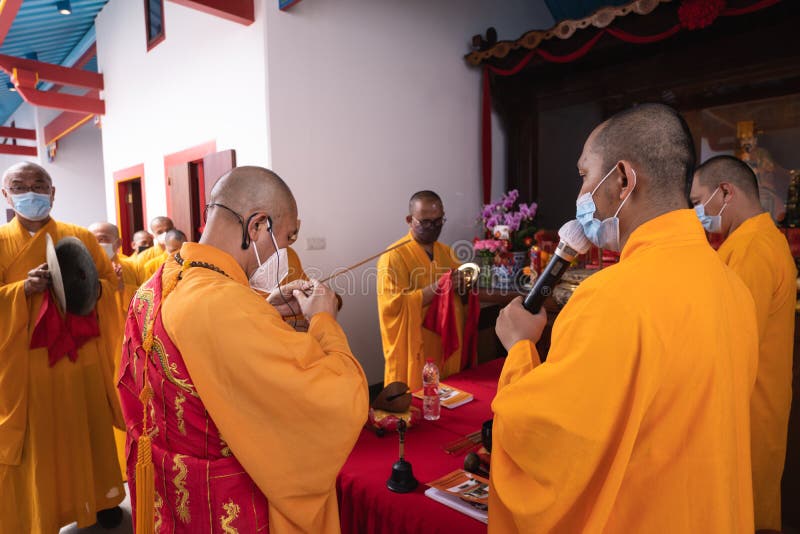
[{"xmin": 678, "ymin": 0, "xmax": 726, "ymax": 30}]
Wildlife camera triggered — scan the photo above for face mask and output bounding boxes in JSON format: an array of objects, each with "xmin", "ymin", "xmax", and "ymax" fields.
[
  {"xmin": 11, "ymin": 192, "xmax": 51, "ymax": 221},
  {"xmin": 99, "ymin": 242, "xmax": 116, "ymax": 259},
  {"xmin": 249, "ymin": 226, "xmax": 289, "ymax": 293},
  {"xmin": 156, "ymin": 232, "xmax": 166, "ymax": 245},
  {"xmin": 136, "ymin": 244, "xmax": 151, "ymax": 254},
  {"xmin": 694, "ymin": 187, "xmax": 727, "ymax": 233},
  {"xmin": 575, "ymin": 164, "xmax": 636, "ymax": 252}
]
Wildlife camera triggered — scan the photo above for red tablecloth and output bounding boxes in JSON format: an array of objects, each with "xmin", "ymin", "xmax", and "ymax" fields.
[{"xmin": 337, "ymin": 358, "xmax": 504, "ymax": 534}]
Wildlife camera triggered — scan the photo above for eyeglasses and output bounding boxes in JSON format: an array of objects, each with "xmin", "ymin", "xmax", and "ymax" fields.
[
  {"xmin": 412, "ymin": 216, "xmax": 446, "ymax": 229},
  {"xmin": 5, "ymin": 184, "xmax": 51, "ymax": 194}
]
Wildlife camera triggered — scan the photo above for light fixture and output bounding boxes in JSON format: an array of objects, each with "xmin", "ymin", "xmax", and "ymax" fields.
[
  {"xmin": 6, "ymin": 82, "xmax": 15, "ymax": 92},
  {"xmin": 56, "ymin": 1, "xmax": 72, "ymax": 15}
]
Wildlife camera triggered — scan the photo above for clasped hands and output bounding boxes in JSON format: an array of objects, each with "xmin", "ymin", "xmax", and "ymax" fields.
[{"xmin": 267, "ymin": 279, "xmax": 339, "ymax": 320}]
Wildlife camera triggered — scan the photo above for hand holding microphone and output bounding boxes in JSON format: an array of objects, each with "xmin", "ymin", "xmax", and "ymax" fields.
[
  {"xmin": 495, "ymin": 220, "xmax": 590, "ymax": 350},
  {"xmin": 522, "ymin": 220, "xmax": 591, "ymax": 313}
]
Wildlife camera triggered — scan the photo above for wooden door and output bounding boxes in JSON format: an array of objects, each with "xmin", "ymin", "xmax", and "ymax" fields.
[
  {"xmin": 168, "ymin": 163, "xmax": 193, "ymax": 239},
  {"xmin": 202, "ymin": 149, "xmax": 236, "ymax": 201}
]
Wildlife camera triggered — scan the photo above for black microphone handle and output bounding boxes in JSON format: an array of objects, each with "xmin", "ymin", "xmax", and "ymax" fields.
[{"xmin": 522, "ymin": 253, "xmax": 571, "ymax": 313}]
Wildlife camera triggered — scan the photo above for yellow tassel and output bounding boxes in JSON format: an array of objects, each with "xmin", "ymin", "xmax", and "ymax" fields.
[{"xmin": 136, "ymin": 383, "xmax": 155, "ymax": 534}]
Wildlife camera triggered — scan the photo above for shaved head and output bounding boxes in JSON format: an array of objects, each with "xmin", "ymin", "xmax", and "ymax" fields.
[
  {"xmin": 591, "ymin": 103, "xmax": 696, "ymax": 202},
  {"xmin": 88, "ymin": 221, "xmax": 120, "ymax": 239},
  {"xmin": 133, "ymin": 230, "xmax": 151, "ymax": 242},
  {"xmin": 165, "ymin": 228, "xmax": 187, "ymax": 253},
  {"xmin": 2, "ymin": 161, "xmax": 52, "ymax": 188},
  {"xmin": 150, "ymin": 216, "xmax": 174, "ymax": 235},
  {"xmin": 209, "ymin": 166, "xmax": 296, "ymax": 224},
  {"xmin": 408, "ymin": 190, "xmax": 442, "ymax": 214},
  {"xmin": 695, "ymin": 155, "xmax": 759, "ymax": 200}
]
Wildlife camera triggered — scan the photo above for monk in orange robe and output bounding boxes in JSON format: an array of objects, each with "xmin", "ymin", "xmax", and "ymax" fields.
[
  {"xmin": 90, "ymin": 221, "xmax": 144, "ymax": 481},
  {"xmin": 135, "ymin": 216, "xmax": 174, "ymax": 268},
  {"xmin": 131, "ymin": 229, "xmax": 154, "ymax": 258},
  {"xmin": 143, "ymin": 228, "xmax": 186, "ymax": 278},
  {"xmin": 491, "ymin": 104, "xmax": 758, "ymax": 533},
  {"xmin": 377, "ymin": 191, "xmax": 468, "ymax": 390},
  {"xmin": 0, "ymin": 162, "xmax": 125, "ymax": 532},
  {"xmin": 691, "ymin": 155, "xmax": 796, "ymax": 533},
  {"xmin": 119, "ymin": 166, "xmax": 368, "ymax": 533}
]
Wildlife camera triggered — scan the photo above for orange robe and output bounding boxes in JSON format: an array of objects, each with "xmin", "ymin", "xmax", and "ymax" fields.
[
  {"xmin": 109, "ymin": 255, "xmax": 142, "ymax": 480},
  {"xmin": 135, "ymin": 243, "xmax": 164, "ymax": 267},
  {"xmin": 489, "ymin": 210, "xmax": 758, "ymax": 533},
  {"xmin": 121, "ymin": 242, "xmax": 368, "ymax": 532},
  {"xmin": 377, "ymin": 232, "xmax": 464, "ymax": 390},
  {"xmin": 718, "ymin": 212, "xmax": 797, "ymax": 530},
  {"xmin": 0, "ymin": 217, "xmax": 125, "ymax": 532},
  {"xmin": 143, "ymin": 250, "xmax": 170, "ymax": 279}
]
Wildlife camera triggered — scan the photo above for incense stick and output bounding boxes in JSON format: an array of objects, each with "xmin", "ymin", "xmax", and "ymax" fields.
[{"xmin": 319, "ymin": 239, "xmax": 412, "ymax": 284}]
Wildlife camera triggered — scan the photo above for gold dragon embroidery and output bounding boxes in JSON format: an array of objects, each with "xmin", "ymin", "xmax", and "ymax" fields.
[
  {"xmin": 175, "ymin": 392, "xmax": 187, "ymax": 435},
  {"xmin": 220, "ymin": 499, "xmax": 240, "ymax": 534},
  {"xmin": 154, "ymin": 490, "xmax": 163, "ymax": 531},
  {"xmin": 220, "ymin": 435, "xmax": 232, "ymax": 457},
  {"xmin": 152, "ymin": 337, "xmax": 198, "ymax": 397},
  {"xmin": 172, "ymin": 454, "xmax": 190, "ymax": 524}
]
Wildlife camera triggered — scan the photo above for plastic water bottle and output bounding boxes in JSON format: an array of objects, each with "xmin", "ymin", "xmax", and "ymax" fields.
[{"xmin": 422, "ymin": 359, "xmax": 440, "ymax": 421}]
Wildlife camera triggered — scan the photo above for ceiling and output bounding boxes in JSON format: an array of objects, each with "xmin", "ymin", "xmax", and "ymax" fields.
[{"xmin": 0, "ymin": 0, "xmax": 109, "ymax": 125}]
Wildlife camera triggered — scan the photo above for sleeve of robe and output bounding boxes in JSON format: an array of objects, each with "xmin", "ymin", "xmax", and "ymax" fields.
[
  {"xmin": 377, "ymin": 250, "xmax": 424, "ymax": 386},
  {"xmin": 163, "ymin": 277, "xmax": 369, "ymax": 534},
  {"xmin": 489, "ymin": 286, "xmax": 646, "ymax": 533},
  {"xmin": 723, "ymin": 242, "xmax": 773, "ymax": 340}
]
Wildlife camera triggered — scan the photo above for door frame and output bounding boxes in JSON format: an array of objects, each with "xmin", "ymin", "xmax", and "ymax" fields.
[
  {"xmin": 113, "ymin": 163, "xmax": 147, "ymax": 256},
  {"xmin": 163, "ymin": 140, "xmax": 216, "ymax": 219}
]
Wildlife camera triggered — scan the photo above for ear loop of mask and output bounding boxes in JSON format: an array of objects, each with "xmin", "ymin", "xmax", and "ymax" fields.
[
  {"xmin": 613, "ymin": 167, "xmax": 637, "ymax": 218},
  {"xmin": 704, "ymin": 186, "xmax": 728, "ymax": 217},
  {"xmin": 262, "ymin": 216, "xmax": 302, "ymax": 328}
]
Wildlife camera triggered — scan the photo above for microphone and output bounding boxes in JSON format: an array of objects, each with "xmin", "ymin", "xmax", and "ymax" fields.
[{"xmin": 523, "ymin": 220, "xmax": 591, "ymax": 314}]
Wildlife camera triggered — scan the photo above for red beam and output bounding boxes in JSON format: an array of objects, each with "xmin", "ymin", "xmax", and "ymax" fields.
[
  {"xmin": 15, "ymin": 83, "xmax": 105, "ymax": 115},
  {"xmin": 168, "ymin": 0, "xmax": 254, "ymax": 25},
  {"xmin": 50, "ymin": 44, "xmax": 97, "ymax": 94},
  {"xmin": 0, "ymin": 126, "xmax": 36, "ymax": 140},
  {"xmin": 0, "ymin": 144, "xmax": 37, "ymax": 156},
  {"xmin": 0, "ymin": 54, "xmax": 103, "ymax": 90},
  {"xmin": 0, "ymin": 0, "xmax": 23, "ymax": 45},
  {"xmin": 43, "ymin": 90, "xmax": 99, "ymax": 144}
]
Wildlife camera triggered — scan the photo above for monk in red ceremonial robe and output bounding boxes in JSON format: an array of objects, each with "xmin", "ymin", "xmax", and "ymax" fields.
[{"xmin": 119, "ymin": 166, "xmax": 368, "ymax": 533}]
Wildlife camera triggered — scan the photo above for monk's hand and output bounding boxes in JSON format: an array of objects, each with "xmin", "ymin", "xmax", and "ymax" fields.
[
  {"xmin": 112, "ymin": 262, "xmax": 125, "ymax": 292},
  {"xmin": 24, "ymin": 263, "xmax": 51, "ymax": 296},
  {"xmin": 495, "ymin": 296, "xmax": 547, "ymax": 350},
  {"xmin": 267, "ymin": 279, "xmax": 309, "ymax": 317},
  {"xmin": 292, "ymin": 279, "xmax": 338, "ymax": 320}
]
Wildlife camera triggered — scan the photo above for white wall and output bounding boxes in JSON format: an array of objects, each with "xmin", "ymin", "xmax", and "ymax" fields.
[
  {"xmin": 0, "ymin": 102, "xmax": 107, "ymax": 227},
  {"xmin": 96, "ymin": 0, "xmax": 271, "ymax": 223},
  {"xmin": 264, "ymin": 0, "xmax": 552, "ymax": 383}
]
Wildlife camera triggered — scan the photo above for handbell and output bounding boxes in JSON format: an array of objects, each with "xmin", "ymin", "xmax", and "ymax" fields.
[{"xmin": 457, "ymin": 262, "xmax": 481, "ymax": 289}]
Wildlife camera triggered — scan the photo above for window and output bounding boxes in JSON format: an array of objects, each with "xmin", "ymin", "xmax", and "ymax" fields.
[{"xmin": 144, "ymin": 0, "xmax": 165, "ymax": 50}]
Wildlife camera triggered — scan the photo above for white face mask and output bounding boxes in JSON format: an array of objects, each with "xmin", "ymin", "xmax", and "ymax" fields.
[
  {"xmin": 249, "ymin": 227, "xmax": 288, "ymax": 293},
  {"xmin": 156, "ymin": 232, "xmax": 166, "ymax": 245},
  {"xmin": 99, "ymin": 242, "xmax": 116, "ymax": 259}
]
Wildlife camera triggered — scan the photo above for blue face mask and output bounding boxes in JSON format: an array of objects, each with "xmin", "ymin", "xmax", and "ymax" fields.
[
  {"xmin": 575, "ymin": 164, "xmax": 636, "ymax": 252},
  {"xmin": 694, "ymin": 187, "xmax": 727, "ymax": 233},
  {"xmin": 11, "ymin": 191, "xmax": 52, "ymax": 221}
]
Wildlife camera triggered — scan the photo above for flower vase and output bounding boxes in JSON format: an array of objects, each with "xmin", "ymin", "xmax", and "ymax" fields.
[
  {"xmin": 477, "ymin": 254, "xmax": 493, "ymax": 288},
  {"xmin": 511, "ymin": 250, "xmax": 529, "ymax": 289}
]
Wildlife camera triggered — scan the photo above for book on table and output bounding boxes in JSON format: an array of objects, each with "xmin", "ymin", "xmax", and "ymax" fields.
[
  {"xmin": 412, "ymin": 382, "xmax": 473, "ymax": 409},
  {"xmin": 424, "ymin": 469, "xmax": 489, "ymax": 524}
]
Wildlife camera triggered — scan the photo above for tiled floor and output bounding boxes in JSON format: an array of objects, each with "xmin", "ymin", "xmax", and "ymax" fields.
[{"xmin": 59, "ymin": 484, "xmax": 133, "ymax": 534}]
